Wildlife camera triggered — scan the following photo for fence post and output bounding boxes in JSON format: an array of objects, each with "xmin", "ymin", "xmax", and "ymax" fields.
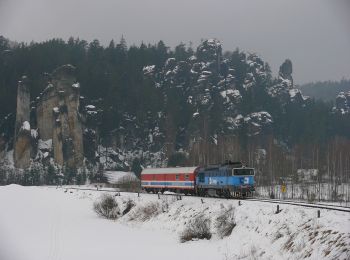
[
  {"xmin": 201, "ymin": 198, "xmax": 204, "ymax": 204},
  {"xmin": 138, "ymin": 192, "xmax": 140, "ymax": 197},
  {"xmin": 317, "ymin": 210, "xmax": 320, "ymax": 218},
  {"xmin": 158, "ymin": 193, "xmax": 160, "ymax": 199},
  {"xmin": 276, "ymin": 204, "xmax": 280, "ymax": 214},
  {"xmin": 238, "ymin": 200, "xmax": 241, "ymax": 206}
]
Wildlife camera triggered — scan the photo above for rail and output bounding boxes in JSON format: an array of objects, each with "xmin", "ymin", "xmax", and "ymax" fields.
[{"xmin": 56, "ymin": 186, "xmax": 350, "ymax": 213}]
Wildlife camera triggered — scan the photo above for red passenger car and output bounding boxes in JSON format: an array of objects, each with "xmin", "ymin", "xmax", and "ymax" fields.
[{"xmin": 141, "ymin": 167, "xmax": 199, "ymax": 194}]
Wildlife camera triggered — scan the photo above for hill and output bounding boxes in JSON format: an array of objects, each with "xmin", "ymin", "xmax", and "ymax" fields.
[{"xmin": 299, "ymin": 79, "xmax": 350, "ymax": 102}]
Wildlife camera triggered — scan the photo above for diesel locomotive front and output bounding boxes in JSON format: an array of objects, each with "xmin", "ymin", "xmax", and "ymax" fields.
[{"xmin": 195, "ymin": 161, "xmax": 255, "ymax": 198}]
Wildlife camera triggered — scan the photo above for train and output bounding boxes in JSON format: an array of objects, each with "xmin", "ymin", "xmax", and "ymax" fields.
[{"xmin": 141, "ymin": 161, "xmax": 255, "ymax": 198}]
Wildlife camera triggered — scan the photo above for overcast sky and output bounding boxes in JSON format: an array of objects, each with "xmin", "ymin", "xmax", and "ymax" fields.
[{"xmin": 0, "ymin": 0, "xmax": 349, "ymax": 84}]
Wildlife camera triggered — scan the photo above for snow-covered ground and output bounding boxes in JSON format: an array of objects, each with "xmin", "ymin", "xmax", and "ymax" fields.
[{"xmin": 0, "ymin": 185, "xmax": 349, "ymax": 260}]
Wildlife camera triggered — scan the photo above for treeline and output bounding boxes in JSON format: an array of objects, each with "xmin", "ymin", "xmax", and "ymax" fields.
[
  {"xmin": 1, "ymin": 36, "xmax": 349, "ymax": 142},
  {"xmin": 0, "ymin": 36, "xmax": 190, "ymax": 120},
  {"xmin": 299, "ymin": 79, "xmax": 350, "ymax": 102}
]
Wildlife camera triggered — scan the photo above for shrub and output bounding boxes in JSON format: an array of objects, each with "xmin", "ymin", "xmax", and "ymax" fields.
[
  {"xmin": 180, "ymin": 214, "xmax": 212, "ymax": 243},
  {"xmin": 122, "ymin": 198, "xmax": 136, "ymax": 215},
  {"xmin": 93, "ymin": 194, "xmax": 120, "ymax": 219},
  {"xmin": 215, "ymin": 205, "xmax": 236, "ymax": 238},
  {"xmin": 129, "ymin": 201, "xmax": 167, "ymax": 221}
]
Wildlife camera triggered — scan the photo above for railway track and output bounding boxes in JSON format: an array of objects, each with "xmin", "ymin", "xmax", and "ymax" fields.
[
  {"xmin": 247, "ymin": 197, "xmax": 350, "ymax": 209},
  {"xmin": 245, "ymin": 198, "xmax": 350, "ymax": 213},
  {"xmin": 58, "ymin": 186, "xmax": 350, "ymax": 213}
]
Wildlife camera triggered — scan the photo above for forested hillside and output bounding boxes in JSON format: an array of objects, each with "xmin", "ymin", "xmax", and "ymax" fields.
[
  {"xmin": 299, "ymin": 80, "xmax": 350, "ymax": 102},
  {"xmin": 0, "ymin": 35, "xmax": 349, "ymax": 187}
]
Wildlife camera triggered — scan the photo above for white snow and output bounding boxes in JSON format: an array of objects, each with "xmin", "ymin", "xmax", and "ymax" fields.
[
  {"xmin": 38, "ymin": 139, "xmax": 52, "ymax": 150},
  {"xmin": 289, "ymin": 88, "xmax": 309, "ymax": 101},
  {"xmin": 0, "ymin": 185, "xmax": 349, "ymax": 260},
  {"xmin": 53, "ymin": 107, "xmax": 59, "ymax": 113},
  {"xmin": 143, "ymin": 65, "xmax": 156, "ymax": 75},
  {"xmin": 21, "ymin": 121, "xmax": 30, "ymax": 131},
  {"xmin": 31, "ymin": 129, "xmax": 38, "ymax": 139},
  {"xmin": 72, "ymin": 83, "xmax": 80, "ymax": 88},
  {"xmin": 220, "ymin": 89, "xmax": 241, "ymax": 103},
  {"xmin": 85, "ymin": 105, "xmax": 96, "ymax": 110},
  {"xmin": 104, "ymin": 171, "xmax": 138, "ymax": 184},
  {"xmin": 289, "ymin": 88, "xmax": 299, "ymax": 98},
  {"xmin": 87, "ymin": 111, "xmax": 97, "ymax": 115}
]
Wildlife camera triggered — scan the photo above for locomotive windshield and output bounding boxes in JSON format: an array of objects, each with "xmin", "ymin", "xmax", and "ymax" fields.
[{"xmin": 233, "ymin": 168, "xmax": 254, "ymax": 176}]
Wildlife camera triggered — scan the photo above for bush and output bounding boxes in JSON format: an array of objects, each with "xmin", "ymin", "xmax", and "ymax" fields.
[
  {"xmin": 129, "ymin": 201, "xmax": 167, "ymax": 221},
  {"xmin": 215, "ymin": 205, "xmax": 236, "ymax": 238},
  {"xmin": 122, "ymin": 198, "xmax": 136, "ymax": 215},
  {"xmin": 180, "ymin": 214, "xmax": 211, "ymax": 243},
  {"xmin": 93, "ymin": 194, "xmax": 120, "ymax": 219}
]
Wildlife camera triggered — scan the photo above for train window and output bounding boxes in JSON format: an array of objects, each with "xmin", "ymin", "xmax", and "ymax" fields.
[
  {"xmin": 185, "ymin": 174, "xmax": 189, "ymax": 180},
  {"xmin": 176, "ymin": 174, "xmax": 180, "ymax": 181},
  {"xmin": 233, "ymin": 168, "xmax": 254, "ymax": 176},
  {"xmin": 199, "ymin": 172, "xmax": 204, "ymax": 182}
]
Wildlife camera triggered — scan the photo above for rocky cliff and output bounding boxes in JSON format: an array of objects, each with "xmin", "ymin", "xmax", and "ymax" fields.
[
  {"xmin": 12, "ymin": 65, "xmax": 85, "ymax": 169},
  {"xmin": 14, "ymin": 77, "xmax": 31, "ymax": 169}
]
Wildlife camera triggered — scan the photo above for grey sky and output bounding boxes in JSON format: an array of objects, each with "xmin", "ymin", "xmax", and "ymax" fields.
[{"xmin": 0, "ymin": 0, "xmax": 349, "ymax": 84}]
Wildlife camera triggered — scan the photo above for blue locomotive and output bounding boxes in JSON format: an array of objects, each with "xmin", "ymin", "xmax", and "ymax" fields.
[
  {"xmin": 141, "ymin": 161, "xmax": 255, "ymax": 198},
  {"xmin": 195, "ymin": 161, "xmax": 255, "ymax": 198}
]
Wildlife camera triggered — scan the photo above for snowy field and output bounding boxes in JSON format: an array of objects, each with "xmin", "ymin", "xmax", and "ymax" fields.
[{"xmin": 0, "ymin": 185, "xmax": 349, "ymax": 260}]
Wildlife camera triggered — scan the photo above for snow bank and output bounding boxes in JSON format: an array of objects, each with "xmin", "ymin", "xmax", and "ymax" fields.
[{"xmin": 0, "ymin": 185, "xmax": 348, "ymax": 260}]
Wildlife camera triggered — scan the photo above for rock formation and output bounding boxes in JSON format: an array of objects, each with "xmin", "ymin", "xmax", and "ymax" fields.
[
  {"xmin": 334, "ymin": 91, "xmax": 350, "ymax": 114},
  {"xmin": 279, "ymin": 59, "xmax": 293, "ymax": 86},
  {"xmin": 13, "ymin": 65, "xmax": 84, "ymax": 169},
  {"xmin": 268, "ymin": 59, "xmax": 309, "ymax": 105},
  {"xmin": 14, "ymin": 76, "xmax": 31, "ymax": 169}
]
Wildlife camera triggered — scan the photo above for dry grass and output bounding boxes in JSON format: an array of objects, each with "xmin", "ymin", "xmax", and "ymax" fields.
[
  {"xmin": 180, "ymin": 214, "xmax": 212, "ymax": 243},
  {"xmin": 122, "ymin": 198, "xmax": 135, "ymax": 215},
  {"xmin": 215, "ymin": 205, "xmax": 236, "ymax": 238},
  {"xmin": 129, "ymin": 201, "xmax": 168, "ymax": 221},
  {"xmin": 93, "ymin": 193, "xmax": 120, "ymax": 220}
]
